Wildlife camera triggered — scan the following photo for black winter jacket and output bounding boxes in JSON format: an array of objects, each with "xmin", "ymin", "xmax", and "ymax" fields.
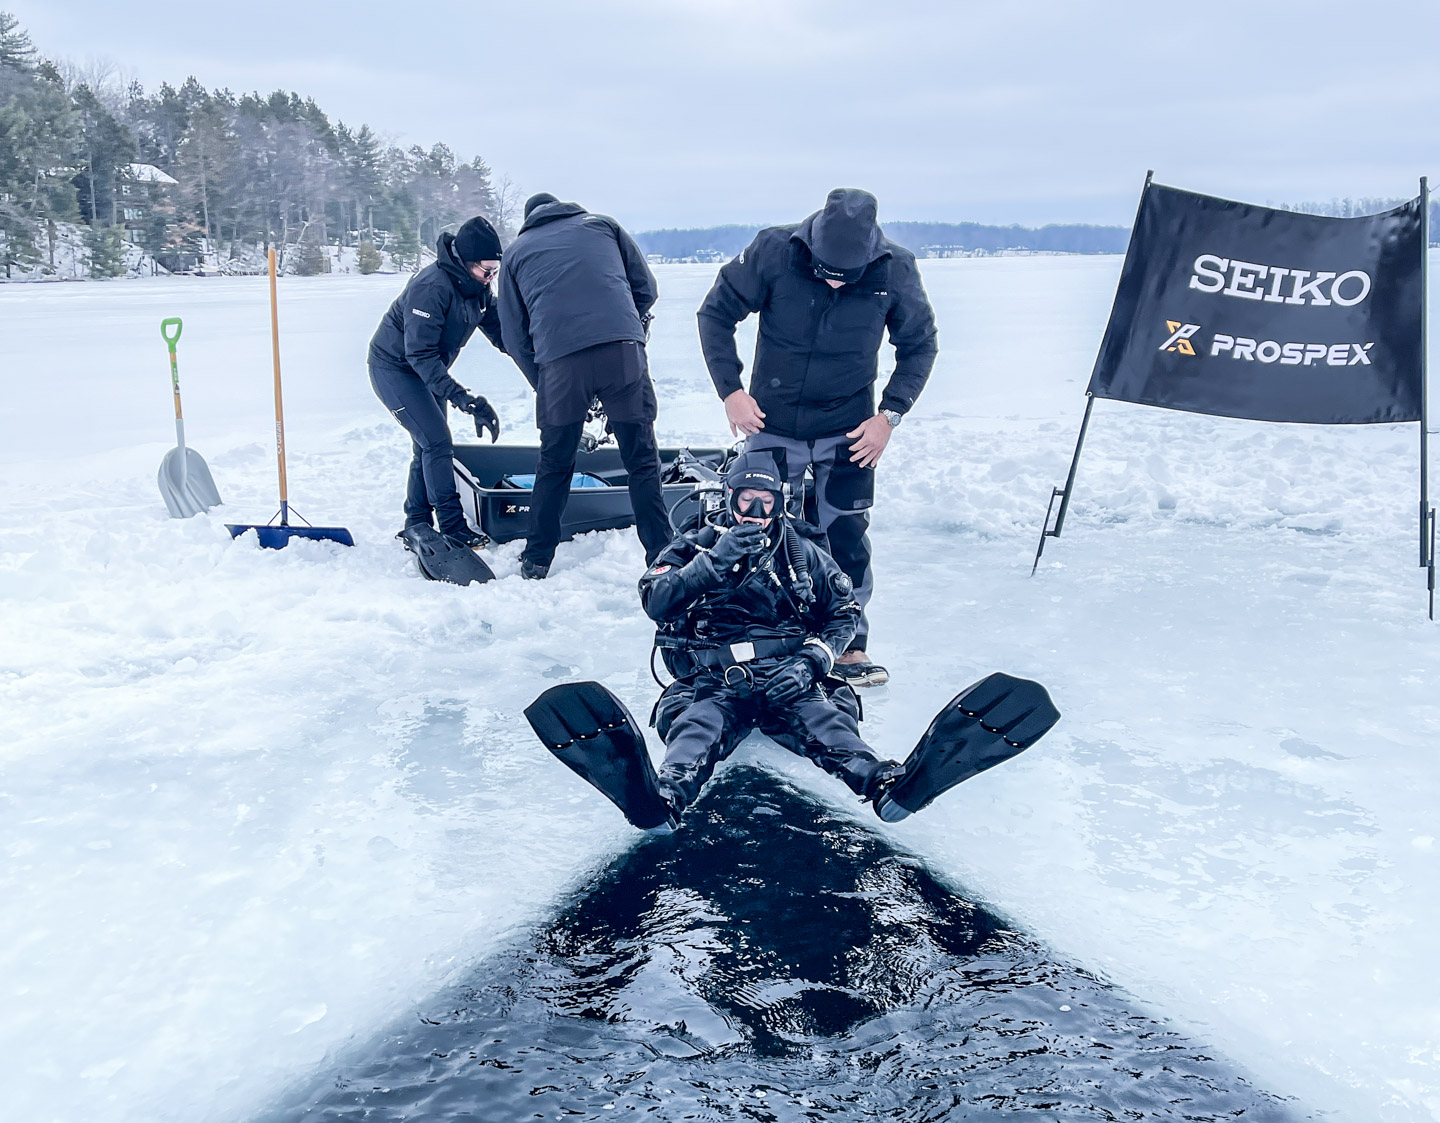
[
  {"xmin": 368, "ymin": 233, "xmax": 505, "ymax": 403},
  {"xmin": 639, "ymin": 522, "xmax": 861, "ymax": 677},
  {"xmin": 497, "ymin": 201, "xmax": 657, "ymax": 388},
  {"xmin": 696, "ymin": 206, "xmax": 939, "ymax": 440}
]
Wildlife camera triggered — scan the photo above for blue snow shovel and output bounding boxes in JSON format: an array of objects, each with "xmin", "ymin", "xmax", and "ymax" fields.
[
  {"xmin": 157, "ymin": 318, "xmax": 223, "ymax": 518},
  {"xmin": 226, "ymin": 250, "xmax": 353, "ymax": 549}
]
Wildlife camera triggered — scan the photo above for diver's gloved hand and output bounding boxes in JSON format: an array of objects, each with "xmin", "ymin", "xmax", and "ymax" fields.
[
  {"xmin": 453, "ymin": 392, "xmax": 500, "ymax": 442},
  {"xmin": 764, "ymin": 649, "xmax": 828, "ymax": 705},
  {"xmin": 708, "ymin": 522, "xmax": 767, "ymax": 569}
]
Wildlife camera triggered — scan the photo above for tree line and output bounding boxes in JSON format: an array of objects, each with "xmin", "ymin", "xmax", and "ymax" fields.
[
  {"xmin": 0, "ymin": 11, "xmax": 516, "ymax": 276},
  {"xmin": 634, "ymin": 221, "xmax": 1132, "ymax": 262}
]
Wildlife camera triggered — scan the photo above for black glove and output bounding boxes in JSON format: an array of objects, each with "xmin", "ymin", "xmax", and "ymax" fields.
[
  {"xmin": 708, "ymin": 522, "xmax": 767, "ymax": 569},
  {"xmin": 765, "ymin": 651, "xmax": 824, "ymax": 705},
  {"xmin": 453, "ymin": 391, "xmax": 500, "ymax": 442}
]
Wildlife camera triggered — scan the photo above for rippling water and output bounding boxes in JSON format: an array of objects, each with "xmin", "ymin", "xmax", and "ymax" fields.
[{"xmin": 265, "ymin": 767, "xmax": 1305, "ymax": 1122}]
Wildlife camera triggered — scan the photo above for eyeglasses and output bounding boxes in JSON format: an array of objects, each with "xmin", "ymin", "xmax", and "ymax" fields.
[{"xmin": 474, "ymin": 264, "xmax": 500, "ymax": 281}]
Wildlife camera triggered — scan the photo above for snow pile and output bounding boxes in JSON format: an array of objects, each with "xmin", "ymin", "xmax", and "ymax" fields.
[{"xmin": 1, "ymin": 259, "xmax": 1437, "ymax": 1122}]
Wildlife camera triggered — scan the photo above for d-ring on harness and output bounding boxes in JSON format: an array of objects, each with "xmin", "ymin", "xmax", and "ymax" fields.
[{"xmin": 723, "ymin": 663, "xmax": 754, "ymax": 688}]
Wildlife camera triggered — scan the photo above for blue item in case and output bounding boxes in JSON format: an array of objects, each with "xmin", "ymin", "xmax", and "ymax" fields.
[{"xmin": 502, "ymin": 473, "xmax": 608, "ymax": 489}]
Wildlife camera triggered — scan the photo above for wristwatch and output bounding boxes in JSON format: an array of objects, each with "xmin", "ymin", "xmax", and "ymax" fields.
[{"xmin": 880, "ymin": 409, "xmax": 903, "ymax": 428}]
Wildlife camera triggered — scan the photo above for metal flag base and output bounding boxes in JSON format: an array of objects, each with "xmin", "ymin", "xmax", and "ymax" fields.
[
  {"xmin": 1031, "ymin": 393, "xmax": 1096, "ymax": 575},
  {"xmin": 1425, "ymin": 504, "xmax": 1436, "ymax": 621}
]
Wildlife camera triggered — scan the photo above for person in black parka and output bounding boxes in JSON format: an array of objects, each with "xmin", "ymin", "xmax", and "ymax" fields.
[
  {"xmin": 368, "ymin": 216, "xmax": 507, "ymax": 547},
  {"xmin": 497, "ymin": 193, "xmax": 672, "ymax": 579},
  {"xmin": 696, "ymin": 188, "xmax": 939, "ymax": 687}
]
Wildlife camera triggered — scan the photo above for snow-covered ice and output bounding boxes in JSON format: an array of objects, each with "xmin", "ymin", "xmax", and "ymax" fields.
[{"xmin": 1, "ymin": 257, "xmax": 1437, "ymax": 1122}]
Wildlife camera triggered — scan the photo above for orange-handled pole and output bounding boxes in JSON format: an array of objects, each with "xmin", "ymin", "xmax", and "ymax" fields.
[{"xmin": 268, "ymin": 249, "xmax": 290, "ymax": 524}]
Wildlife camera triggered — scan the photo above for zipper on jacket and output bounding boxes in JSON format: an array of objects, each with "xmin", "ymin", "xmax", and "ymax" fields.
[{"xmin": 795, "ymin": 283, "xmax": 836, "ymax": 435}]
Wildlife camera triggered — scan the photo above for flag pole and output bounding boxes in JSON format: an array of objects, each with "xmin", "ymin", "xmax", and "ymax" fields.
[{"xmin": 1032, "ymin": 169, "xmax": 1153, "ymax": 575}]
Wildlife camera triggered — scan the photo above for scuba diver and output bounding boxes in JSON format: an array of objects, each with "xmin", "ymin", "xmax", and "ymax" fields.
[
  {"xmin": 525, "ymin": 451, "xmax": 1060, "ymax": 830},
  {"xmin": 368, "ymin": 215, "xmax": 507, "ymax": 585}
]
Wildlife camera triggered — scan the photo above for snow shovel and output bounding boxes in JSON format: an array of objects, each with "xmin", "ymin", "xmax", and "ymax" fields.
[
  {"xmin": 157, "ymin": 317, "xmax": 223, "ymax": 517},
  {"xmin": 225, "ymin": 249, "xmax": 354, "ymax": 549}
]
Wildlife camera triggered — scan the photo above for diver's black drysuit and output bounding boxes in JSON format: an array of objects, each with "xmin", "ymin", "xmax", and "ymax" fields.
[{"xmin": 640, "ymin": 519, "xmax": 897, "ymax": 814}]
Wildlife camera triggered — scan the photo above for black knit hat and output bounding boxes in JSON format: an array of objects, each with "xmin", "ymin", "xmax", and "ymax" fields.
[
  {"xmin": 523, "ymin": 192, "xmax": 560, "ymax": 219},
  {"xmin": 453, "ymin": 215, "xmax": 502, "ymax": 264}
]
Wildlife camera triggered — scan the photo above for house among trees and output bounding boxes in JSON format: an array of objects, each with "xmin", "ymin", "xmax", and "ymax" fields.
[{"xmin": 118, "ymin": 163, "xmax": 177, "ymax": 245}]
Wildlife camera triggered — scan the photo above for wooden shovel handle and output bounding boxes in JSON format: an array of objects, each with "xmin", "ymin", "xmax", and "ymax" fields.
[{"xmin": 268, "ymin": 249, "xmax": 288, "ymax": 506}]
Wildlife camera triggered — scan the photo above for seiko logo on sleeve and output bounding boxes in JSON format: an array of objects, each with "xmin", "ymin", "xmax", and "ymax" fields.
[{"xmin": 410, "ymin": 308, "xmax": 431, "ymax": 318}]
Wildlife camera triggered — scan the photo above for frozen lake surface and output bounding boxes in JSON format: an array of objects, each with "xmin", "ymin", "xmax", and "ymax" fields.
[{"xmin": 1, "ymin": 257, "xmax": 1437, "ymax": 1122}]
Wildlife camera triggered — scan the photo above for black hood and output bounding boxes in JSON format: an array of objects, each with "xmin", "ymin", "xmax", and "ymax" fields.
[
  {"xmin": 436, "ymin": 232, "xmax": 486, "ymax": 297},
  {"xmin": 519, "ymin": 200, "xmax": 588, "ymax": 234},
  {"xmin": 523, "ymin": 191, "xmax": 559, "ymax": 219},
  {"xmin": 724, "ymin": 450, "xmax": 787, "ymax": 523},
  {"xmin": 794, "ymin": 188, "xmax": 887, "ymax": 274}
]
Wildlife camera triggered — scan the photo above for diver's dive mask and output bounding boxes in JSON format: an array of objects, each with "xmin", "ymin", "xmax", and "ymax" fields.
[{"xmin": 732, "ymin": 492, "xmax": 775, "ymax": 521}]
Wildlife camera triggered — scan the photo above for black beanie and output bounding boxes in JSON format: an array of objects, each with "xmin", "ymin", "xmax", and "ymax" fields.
[
  {"xmin": 524, "ymin": 192, "xmax": 559, "ymax": 219},
  {"xmin": 453, "ymin": 215, "xmax": 502, "ymax": 264}
]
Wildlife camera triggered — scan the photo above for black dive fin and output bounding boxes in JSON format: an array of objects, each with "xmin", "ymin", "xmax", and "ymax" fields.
[
  {"xmin": 524, "ymin": 681, "xmax": 677, "ymax": 831},
  {"xmin": 399, "ymin": 525, "xmax": 495, "ymax": 586},
  {"xmin": 873, "ymin": 672, "xmax": 1060, "ymax": 823}
]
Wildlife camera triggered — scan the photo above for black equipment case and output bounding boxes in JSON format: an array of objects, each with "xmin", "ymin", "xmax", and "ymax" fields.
[{"xmin": 451, "ymin": 444, "xmax": 727, "ymax": 544}]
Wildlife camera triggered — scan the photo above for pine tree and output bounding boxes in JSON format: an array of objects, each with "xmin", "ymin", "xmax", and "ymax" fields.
[
  {"xmin": 1, "ymin": 48, "xmax": 80, "ymax": 266},
  {"xmin": 72, "ymin": 84, "xmax": 136, "ymax": 227},
  {"xmin": 356, "ymin": 240, "xmax": 382, "ymax": 274},
  {"xmin": 0, "ymin": 10, "xmax": 35, "ymax": 70},
  {"xmin": 85, "ymin": 223, "xmax": 126, "ymax": 278},
  {"xmin": 295, "ymin": 238, "xmax": 329, "ymax": 275},
  {"xmin": 387, "ymin": 188, "xmax": 420, "ymax": 270}
]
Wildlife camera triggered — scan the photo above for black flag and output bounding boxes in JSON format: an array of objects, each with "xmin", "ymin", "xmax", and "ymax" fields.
[{"xmin": 1089, "ymin": 183, "xmax": 1423, "ymax": 424}]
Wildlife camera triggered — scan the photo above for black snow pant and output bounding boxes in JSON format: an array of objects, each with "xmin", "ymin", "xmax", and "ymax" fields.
[
  {"xmin": 744, "ymin": 431, "xmax": 875, "ymax": 651},
  {"xmin": 523, "ymin": 339, "xmax": 672, "ymax": 568},
  {"xmin": 369, "ymin": 361, "xmax": 468, "ymax": 538},
  {"xmin": 652, "ymin": 665, "xmax": 895, "ymax": 814}
]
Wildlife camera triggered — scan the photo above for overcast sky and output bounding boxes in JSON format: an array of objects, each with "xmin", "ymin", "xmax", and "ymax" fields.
[{"xmin": 16, "ymin": 0, "xmax": 1440, "ymax": 231}]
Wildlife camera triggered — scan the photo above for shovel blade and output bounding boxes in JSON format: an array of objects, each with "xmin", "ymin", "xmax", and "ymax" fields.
[
  {"xmin": 226, "ymin": 524, "xmax": 355, "ymax": 549},
  {"xmin": 158, "ymin": 446, "xmax": 222, "ymax": 518}
]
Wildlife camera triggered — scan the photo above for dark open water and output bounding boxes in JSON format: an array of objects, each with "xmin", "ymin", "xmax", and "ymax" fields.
[{"xmin": 263, "ymin": 767, "xmax": 1306, "ymax": 1122}]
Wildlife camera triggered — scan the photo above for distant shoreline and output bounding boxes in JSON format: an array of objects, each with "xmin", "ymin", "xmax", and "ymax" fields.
[{"xmin": 635, "ymin": 220, "xmax": 1131, "ymax": 263}]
